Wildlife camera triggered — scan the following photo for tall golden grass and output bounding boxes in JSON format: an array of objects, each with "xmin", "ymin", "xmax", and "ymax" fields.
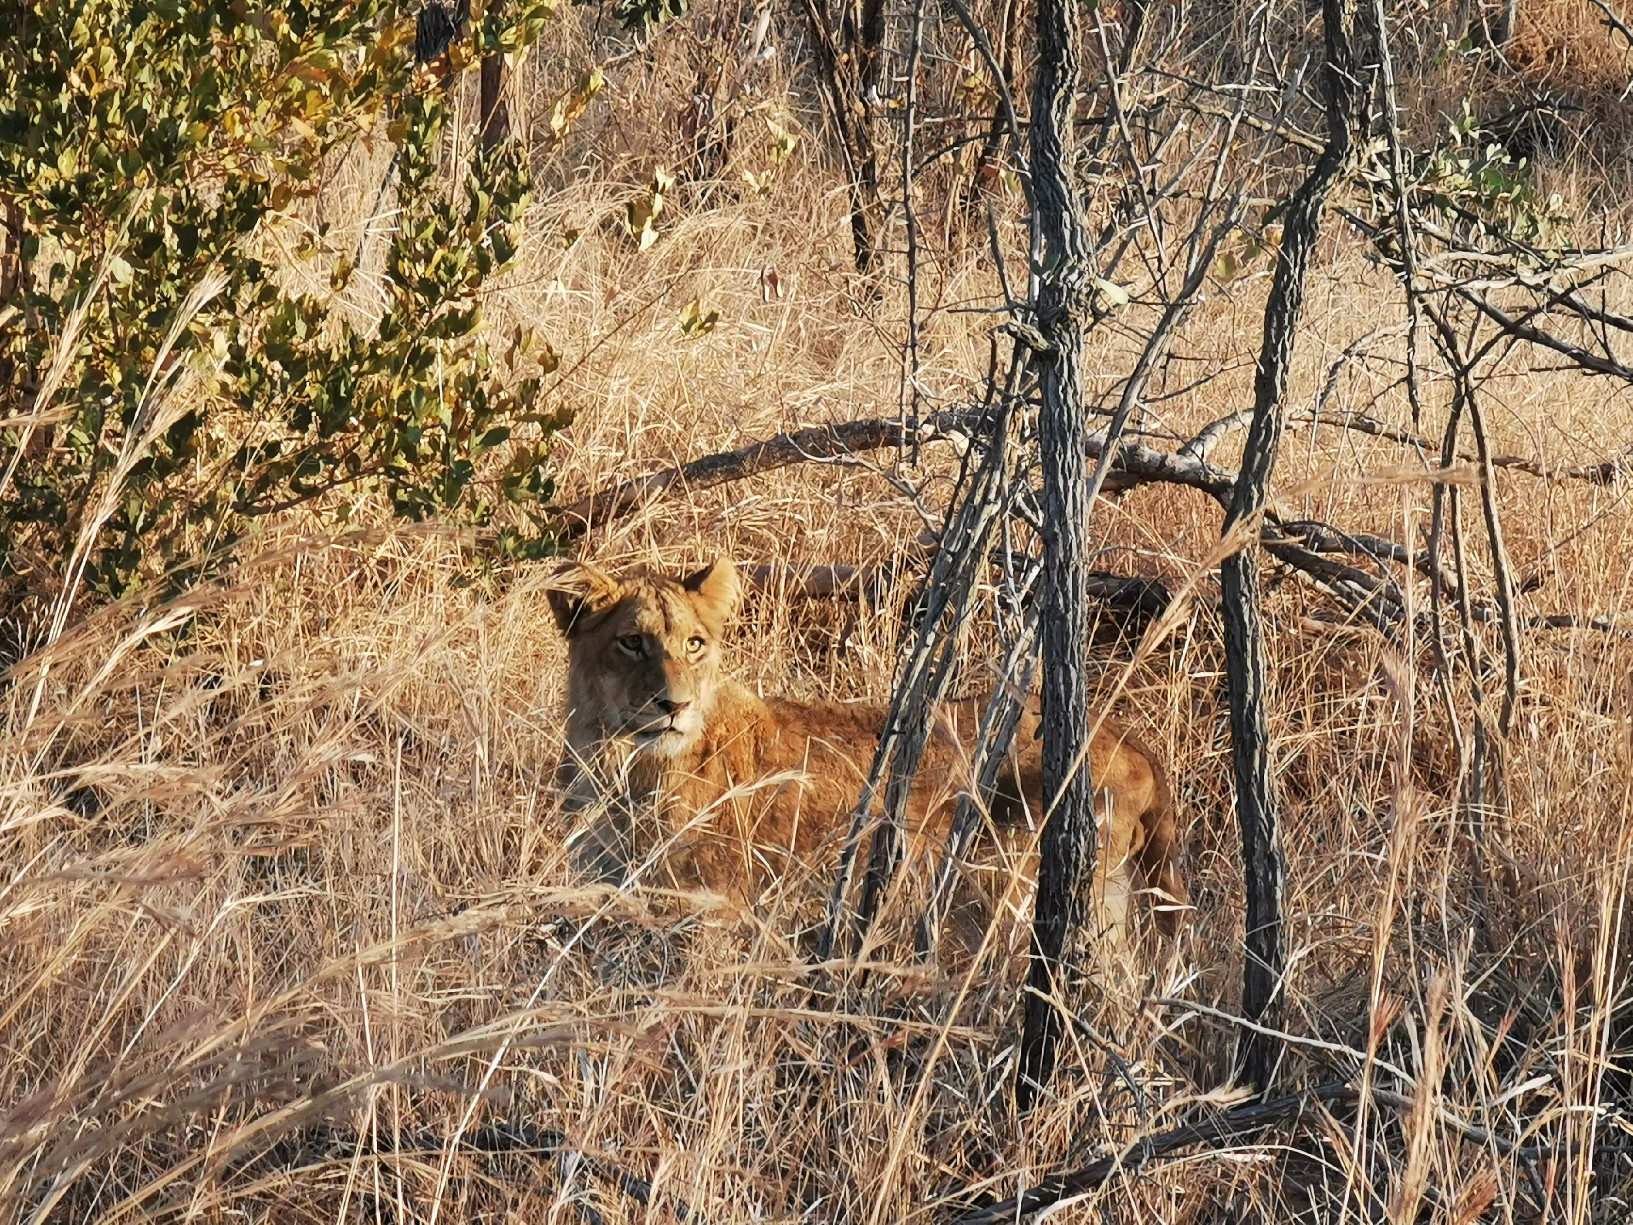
[{"xmin": 5, "ymin": 4, "xmax": 1633, "ymax": 1220}]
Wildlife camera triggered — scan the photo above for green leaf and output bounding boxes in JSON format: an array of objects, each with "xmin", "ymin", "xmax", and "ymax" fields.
[{"xmin": 0, "ymin": 0, "xmax": 564, "ymax": 610}]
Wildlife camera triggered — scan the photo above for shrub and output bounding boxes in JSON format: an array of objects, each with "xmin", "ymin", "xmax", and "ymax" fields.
[{"xmin": 0, "ymin": 0, "xmax": 559, "ymax": 627}]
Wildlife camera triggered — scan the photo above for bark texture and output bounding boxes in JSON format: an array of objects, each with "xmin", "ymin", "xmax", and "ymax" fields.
[
  {"xmin": 1015, "ymin": 0, "xmax": 1096, "ymax": 1111},
  {"xmin": 1219, "ymin": 0, "xmax": 1372, "ymax": 1093}
]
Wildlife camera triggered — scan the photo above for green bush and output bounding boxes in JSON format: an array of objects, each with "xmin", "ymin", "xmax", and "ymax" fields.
[{"xmin": 0, "ymin": 0, "xmax": 559, "ymax": 623}]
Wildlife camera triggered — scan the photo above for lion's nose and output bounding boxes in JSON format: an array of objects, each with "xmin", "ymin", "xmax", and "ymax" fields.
[{"xmin": 655, "ymin": 698, "xmax": 689, "ymax": 716}]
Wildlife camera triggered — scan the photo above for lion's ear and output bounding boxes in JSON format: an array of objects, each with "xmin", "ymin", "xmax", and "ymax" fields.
[
  {"xmin": 682, "ymin": 557, "xmax": 742, "ymax": 630},
  {"xmin": 547, "ymin": 562, "xmax": 622, "ymax": 637}
]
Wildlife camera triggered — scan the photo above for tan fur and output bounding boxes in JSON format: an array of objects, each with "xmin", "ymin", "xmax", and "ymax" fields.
[{"xmin": 548, "ymin": 557, "xmax": 1187, "ymax": 936}]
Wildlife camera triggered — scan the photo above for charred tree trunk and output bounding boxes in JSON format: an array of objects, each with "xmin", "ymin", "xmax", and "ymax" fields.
[
  {"xmin": 1015, "ymin": 0, "xmax": 1096, "ymax": 1113},
  {"xmin": 1219, "ymin": 0, "xmax": 1373, "ymax": 1094}
]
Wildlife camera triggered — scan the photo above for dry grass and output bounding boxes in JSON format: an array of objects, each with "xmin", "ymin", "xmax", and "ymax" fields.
[{"xmin": 5, "ymin": 4, "xmax": 1633, "ymax": 1221}]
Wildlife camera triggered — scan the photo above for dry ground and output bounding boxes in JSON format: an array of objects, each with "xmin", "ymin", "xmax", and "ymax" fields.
[{"xmin": 5, "ymin": 5, "xmax": 1633, "ymax": 1221}]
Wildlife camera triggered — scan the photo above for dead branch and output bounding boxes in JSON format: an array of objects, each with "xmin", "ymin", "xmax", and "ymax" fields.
[
  {"xmin": 796, "ymin": 0, "xmax": 888, "ymax": 273},
  {"xmin": 944, "ymin": 1084, "xmax": 1353, "ymax": 1224},
  {"xmin": 943, "ymin": 1071, "xmax": 1602, "ymax": 1224},
  {"xmin": 821, "ymin": 398, "xmax": 1018, "ymax": 959},
  {"xmin": 1276, "ymin": 517, "xmax": 1476, "ymax": 614},
  {"xmin": 940, "ymin": 0, "xmax": 1029, "ymax": 188},
  {"xmin": 552, "ymin": 410, "xmax": 1231, "ymax": 550},
  {"xmin": 1186, "ymin": 405, "xmax": 1633, "ymax": 485},
  {"xmin": 1588, "ymin": 0, "xmax": 1633, "ymax": 48},
  {"xmin": 745, "ymin": 560, "xmax": 1168, "ymax": 616},
  {"xmin": 1455, "ymin": 284, "xmax": 1633, "ymax": 384},
  {"xmin": 1264, "ymin": 535, "xmax": 1406, "ymax": 637},
  {"xmin": 1488, "ymin": 446, "xmax": 1633, "ymax": 484},
  {"xmin": 555, "ymin": 412, "xmax": 975, "ymax": 541},
  {"xmin": 743, "ymin": 563, "xmax": 898, "ymax": 601},
  {"xmin": 1089, "ymin": 431, "xmax": 1238, "ymax": 503},
  {"xmin": 1176, "ymin": 86, "xmax": 1325, "ymax": 154},
  {"xmin": 554, "ymin": 416, "xmax": 1632, "ymax": 650},
  {"xmin": 743, "ymin": 541, "xmax": 1633, "ymax": 638}
]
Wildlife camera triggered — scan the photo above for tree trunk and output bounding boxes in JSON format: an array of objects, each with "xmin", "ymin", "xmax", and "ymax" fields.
[
  {"xmin": 0, "ymin": 197, "xmax": 23, "ymax": 302},
  {"xmin": 1015, "ymin": 0, "xmax": 1096, "ymax": 1113},
  {"xmin": 1219, "ymin": 0, "xmax": 1372, "ymax": 1094},
  {"xmin": 479, "ymin": 9, "xmax": 509, "ymax": 153},
  {"xmin": 797, "ymin": 0, "xmax": 887, "ymax": 273}
]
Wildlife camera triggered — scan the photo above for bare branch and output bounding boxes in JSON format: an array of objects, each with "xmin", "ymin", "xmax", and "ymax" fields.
[
  {"xmin": 1090, "ymin": 431, "xmax": 1238, "ymax": 502},
  {"xmin": 945, "ymin": 1084, "xmax": 1354, "ymax": 1225},
  {"xmin": 943, "ymin": 1066, "xmax": 1599, "ymax": 1224},
  {"xmin": 939, "ymin": 0, "xmax": 1030, "ymax": 185},
  {"xmin": 743, "ymin": 563, "xmax": 899, "ymax": 601},
  {"xmin": 1168, "ymin": 78, "xmax": 1325, "ymax": 154},
  {"xmin": 555, "ymin": 413, "xmax": 976, "ymax": 541},
  {"xmin": 1453, "ymin": 289, "xmax": 1633, "ymax": 383},
  {"xmin": 1186, "ymin": 404, "xmax": 1633, "ymax": 485},
  {"xmin": 558, "ymin": 416, "xmax": 1632, "ymax": 645},
  {"xmin": 1587, "ymin": 0, "xmax": 1633, "ymax": 50}
]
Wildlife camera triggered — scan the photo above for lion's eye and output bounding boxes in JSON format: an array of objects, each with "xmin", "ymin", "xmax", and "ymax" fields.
[
  {"xmin": 686, "ymin": 636, "xmax": 707, "ymax": 654},
  {"xmin": 617, "ymin": 634, "xmax": 645, "ymax": 656}
]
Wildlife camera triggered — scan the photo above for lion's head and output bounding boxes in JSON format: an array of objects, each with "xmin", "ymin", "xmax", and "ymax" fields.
[{"xmin": 547, "ymin": 558, "xmax": 743, "ymax": 758}]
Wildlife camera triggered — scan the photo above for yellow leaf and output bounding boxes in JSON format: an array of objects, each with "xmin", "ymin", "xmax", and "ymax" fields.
[
  {"xmin": 625, "ymin": 168, "xmax": 674, "ymax": 251},
  {"xmin": 549, "ymin": 66, "xmax": 606, "ymax": 145},
  {"xmin": 765, "ymin": 117, "xmax": 798, "ymax": 164},
  {"xmin": 626, "ymin": 195, "xmax": 659, "ymax": 249},
  {"xmin": 678, "ymin": 298, "xmax": 719, "ymax": 335}
]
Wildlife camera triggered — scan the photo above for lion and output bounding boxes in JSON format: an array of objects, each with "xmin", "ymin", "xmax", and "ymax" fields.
[{"xmin": 546, "ymin": 557, "xmax": 1187, "ymax": 941}]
